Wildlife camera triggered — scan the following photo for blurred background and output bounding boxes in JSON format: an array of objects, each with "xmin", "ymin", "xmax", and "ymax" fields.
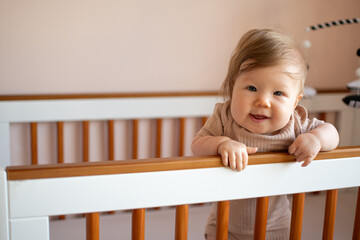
[{"xmin": 1, "ymin": 0, "xmax": 360, "ymax": 95}]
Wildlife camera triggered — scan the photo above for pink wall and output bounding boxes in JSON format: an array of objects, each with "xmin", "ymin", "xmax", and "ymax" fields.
[{"xmin": 1, "ymin": 0, "xmax": 360, "ymax": 95}]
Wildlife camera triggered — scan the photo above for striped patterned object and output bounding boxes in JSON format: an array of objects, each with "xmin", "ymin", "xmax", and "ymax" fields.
[
  {"xmin": 306, "ymin": 18, "xmax": 360, "ymax": 32},
  {"xmin": 342, "ymin": 95, "xmax": 360, "ymax": 108}
]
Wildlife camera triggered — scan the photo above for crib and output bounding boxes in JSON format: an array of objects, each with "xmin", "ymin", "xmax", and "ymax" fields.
[{"xmin": 0, "ymin": 91, "xmax": 360, "ymax": 240}]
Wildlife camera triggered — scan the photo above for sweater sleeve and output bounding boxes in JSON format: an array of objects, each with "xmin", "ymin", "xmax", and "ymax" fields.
[
  {"xmin": 196, "ymin": 103, "xmax": 225, "ymax": 137},
  {"xmin": 295, "ymin": 105, "xmax": 325, "ymax": 134}
]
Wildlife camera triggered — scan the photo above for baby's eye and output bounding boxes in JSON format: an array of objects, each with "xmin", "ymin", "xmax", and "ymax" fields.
[
  {"xmin": 274, "ymin": 91, "xmax": 283, "ymax": 96},
  {"xmin": 247, "ymin": 86, "xmax": 257, "ymax": 92}
]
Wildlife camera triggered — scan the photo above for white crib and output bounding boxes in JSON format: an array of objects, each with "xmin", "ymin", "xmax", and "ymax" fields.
[{"xmin": 0, "ymin": 91, "xmax": 360, "ymax": 240}]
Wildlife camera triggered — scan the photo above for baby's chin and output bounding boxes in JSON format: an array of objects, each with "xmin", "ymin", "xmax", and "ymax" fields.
[
  {"xmin": 243, "ymin": 126, "xmax": 282, "ymax": 135},
  {"xmin": 235, "ymin": 120, "xmax": 285, "ymax": 135}
]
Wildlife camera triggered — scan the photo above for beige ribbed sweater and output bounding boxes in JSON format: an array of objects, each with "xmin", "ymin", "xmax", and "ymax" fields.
[{"xmin": 196, "ymin": 101, "xmax": 324, "ymax": 240}]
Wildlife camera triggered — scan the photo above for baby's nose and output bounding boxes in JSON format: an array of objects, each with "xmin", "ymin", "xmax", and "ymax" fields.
[{"xmin": 255, "ymin": 96, "xmax": 271, "ymax": 108}]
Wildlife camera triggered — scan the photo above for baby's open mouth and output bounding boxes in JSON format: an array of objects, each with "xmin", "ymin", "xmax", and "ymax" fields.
[{"xmin": 250, "ymin": 114, "xmax": 269, "ymax": 121}]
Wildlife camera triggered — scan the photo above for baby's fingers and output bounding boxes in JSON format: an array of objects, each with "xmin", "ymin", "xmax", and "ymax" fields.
[
  {"xmin": 288, "ymin": 143, "xmax": 298, "ymax": 155},
  {"xmin": 235, "ymin": 152, "xmax": 242, "ymax": 172},
  {"xmin": 229, "ymin": 152, "xmax": 237, "ymax": 170},
  {"xmin": 221, "ymin": 151, "xmax": 229, "ymax": 167},
  {"xmin": 301, "ymin": 156, "xmax": 313, "ymax": 167},
  {"xmin": 295, "ymin": 153, "xmax": 315, "ymax": 167},
  {"xmin": 241, "ymin": 151, "xmax": 248, "ymax": 171}
]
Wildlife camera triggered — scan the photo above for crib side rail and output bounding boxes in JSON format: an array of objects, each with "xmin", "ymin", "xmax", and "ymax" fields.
[
  {"xmin": 0, "ymin": 94, "xmax": 220, "ymax": 168},
  {"xmin": 1, "ymin": 91, "xmax": 360, "ymax": 168},
  {"xmin": 5, "ymin": 146, "xmax": 360, "ymax": 180},
  {"xmin": 2, "ymin": 146, "xmax": 360, "ymax": 240}
]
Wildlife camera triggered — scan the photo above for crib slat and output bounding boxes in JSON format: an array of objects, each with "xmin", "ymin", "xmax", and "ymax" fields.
[
  {"xmin": 56, "ymin": 122, "xmax": 66, "ymax": 220},
  {"xmin": 30, "ymin": 122, "xmax": 38, "ymax": 165},
  {"xmin": 176, "ymin": 118, "xmax": 189, "ymax": 239},
  {"xmin": 57, "ymin": 122, "xmax": 64, "ymax": 164},
  {"xmin": 150, "ymin": 119, "xmax": 163, "ymax": 210},
  {"xmin": 254, "ymin": 197, "xmax": 269, "ymax": 240},
  {"xmin": 82, "ymin": 121, "xmax": 90, "ymax": 217},
  {"xmin": 108, "ymin": 120, "xmax": 114, "ymax": 161},
  {"xmin": 132, "ymin": 208, "xmax": 145, "ymax": 240},
  {"xmin": 83, "ymin": 121, "xmax": 89, "ymax": 162},
  {"xmin": 133, "ymin": 120, "xmax": 138, "ymax": 159},
  {"xmin": 175, "ymin": 204, "xmax": 188, "ymax": 240},
  {"xmin": 156, "ymin": 119, "xmax": 162, "ymax": 158},
  {"xmin": 106, "ymin": 120, "xmax": 116, "ymax": 214},
  {"xmin": 202, "ymin": 117, "xmax": 207, "ymax": 126},
  {"xmin": 216, "ymin": 201, "xmax": 229, "ymax": 240},
  {"xmin": 86, "ymin": 212, "xmax": 99, "ymax": 240},
  {"xmin": 319, "ymin": 112, "xmax": 327, "ymax": 121},
  {"xmin": 131, "ymin": 120, "xmax": 145, "ymax": 238},
  {"xmin": 322, "ymin": 189, "xmax": 338, "ymax": 240},
  {"xmin": 353, "ymin": 187, "xmax": 360, "ymax": 240},
  {"xmin": 290, "ymin": 193, "xmax": 305, "ymax": 240},
  {"xmin": 179, "ymin": 118, "xmax": 185, "ymax": 157}
]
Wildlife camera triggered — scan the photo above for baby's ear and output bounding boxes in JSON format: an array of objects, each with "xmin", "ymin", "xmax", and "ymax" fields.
[{"xmin": 294, "ymin": 93, "xmax": 303, "ymax": 108}]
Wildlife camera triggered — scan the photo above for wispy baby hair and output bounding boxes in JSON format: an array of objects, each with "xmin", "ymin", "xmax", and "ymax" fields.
[{"xmin": 221, "ymin": 28, "xmax": 307, "ymax": 100}]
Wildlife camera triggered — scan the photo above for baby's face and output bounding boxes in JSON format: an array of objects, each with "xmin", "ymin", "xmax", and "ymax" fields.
[{"xmin": 230, "ymin": 64, "xmax": 303, "ymax": 134}]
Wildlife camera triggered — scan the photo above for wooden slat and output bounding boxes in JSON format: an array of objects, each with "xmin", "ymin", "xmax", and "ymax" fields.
[
  {"xmin": 6, "ymin": 146, "xmax": 360, "ymax": 180},
  {"xmin": 30, "ymin": 122, "xmax": 38, "ymax": 165},
  {"xmin": 133, "ymin": 120, "xmax": 138, "ymax": 159},
  {"xmin": 57, "ymin": 122, "xmax": 64, "ymax": 164},
  {"xmin": 176, "ymin": 118, "xmax": 190, "ymax": 235},
  {"xmin": 57, "ymin": 122, "xmax": 66, "ymax": 220},
  {"xmin": 353, "ymin": 187, "xmax": 360, "ymax": 240},
  {"xmin": 108, "ymin": 120, "xmax": 114, "ymax": 161},
  {"xmin": 152, "ymin": 119, "xmax": 163, "ymax": 210},
  {"xmin": 196, "ymin": 117, "xmax": 207, "ymax": 206},
  {"xmin": 202, "ymin": 117, "xmax": 207, "ymax": 126},
  {"xmin": 216, "ymin": 201, "xmax": 229, "ymax": 240},
  {"xmin": 290, "ymin": 193, "xmax": 305, "ymax": 240},
  {"xmin": 132, "ymin": 208, "xmax": 145, "ymax": 240},
  {"xmin": 131, "ymin": 120, "xmax": 145, "ymax": 236},
  {"xmin": 254, "ymin": 197, "xmax": 269, "ymax": 240},
  {"xmin": 156, "ymin": 119, "xmax": 162, "ymax": 158},
  {"xmin": 0, "ymin": 89, "xmax": 348, "ymax": 101},
  {"xmin": 107, "ymin": 120, "xmax": 116, "ymax": 214},
  {"xmin": 179, "ymin": 118, "xmax": 185, "ymax": 157},
  {"xmin": 319, "ymin": 112, "xmax": 327, "ymax": 121},
  {"xmin": 175, "ymin": 204, "xmax": 188, "ymax": 240},
  {"xmin": 322, "ymin": 189, "xmax": 338, "ymax": 240},
  {"xmin": 83, "ymin": 121, "xmax": 89, "ymax": 162},
  {"xmin": 86, "ymin": 212, "xmax": 99, "ymax": 240}
]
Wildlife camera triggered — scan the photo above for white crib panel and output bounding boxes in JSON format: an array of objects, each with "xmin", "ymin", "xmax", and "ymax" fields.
[
  {"xmin": 354, "ymin": 109, "xmax": 360, "ymax": 145},
  {"xmin": 7, "ymin": 157, "xmax": 360, "ymax": 219},
  {"xmin": 300, "ymin": 93, "xmax": 349, "ymax": 112},
  {"xmin": 337, "ymin": 110, "xmax": 355, "ymax": 146},
  {"xmin": 10, "ymin": 217, "xmax": 49, "ymax": 240},
  {"xmin": 0, "ymin": 123, "xmax": 11, "ymax": 169},
  {"xmin": 0, "ymin": 96, "xmax": 219, "ymax": 123},
  {"xmin": 0, "ymin": 169, "xmax": 9, "ymax": 240}
]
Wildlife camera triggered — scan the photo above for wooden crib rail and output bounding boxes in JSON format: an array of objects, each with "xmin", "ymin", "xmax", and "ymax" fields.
[
  {"xmin": 2, "ymin": 146, "xmax": 360, "ymax": 240},
  {"xmin": 6, "ymin": 146, "xmax": 360, "ymax": 180}
]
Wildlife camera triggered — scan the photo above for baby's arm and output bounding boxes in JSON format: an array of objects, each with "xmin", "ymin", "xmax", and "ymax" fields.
[
  {"xmin": 192, "ymin": 135, "xmax": 258, "ymax": 171},
  {"xmin": 288, "ymin": 123, "xmax": 339, "ymax": 167}
]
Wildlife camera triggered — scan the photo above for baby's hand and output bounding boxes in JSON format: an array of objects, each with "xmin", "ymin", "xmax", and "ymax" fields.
[
  {"xmin": 288, "ymin": 133, "xmax": 321, "ymax": 167},
  {"xmin": 217, "ymin": 140, "xmax": 258, "ymax": 171}
]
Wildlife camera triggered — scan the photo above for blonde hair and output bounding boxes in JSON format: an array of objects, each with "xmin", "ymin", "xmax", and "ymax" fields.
[{"xmin": 221, "ymin": 29, "xmax": 307, "ymax": 100}]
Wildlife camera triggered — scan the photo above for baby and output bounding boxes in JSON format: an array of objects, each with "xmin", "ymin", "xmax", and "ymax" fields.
[{"xmin": 191, "ymin": 29, "xmax": 339, "ymax": 240}]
